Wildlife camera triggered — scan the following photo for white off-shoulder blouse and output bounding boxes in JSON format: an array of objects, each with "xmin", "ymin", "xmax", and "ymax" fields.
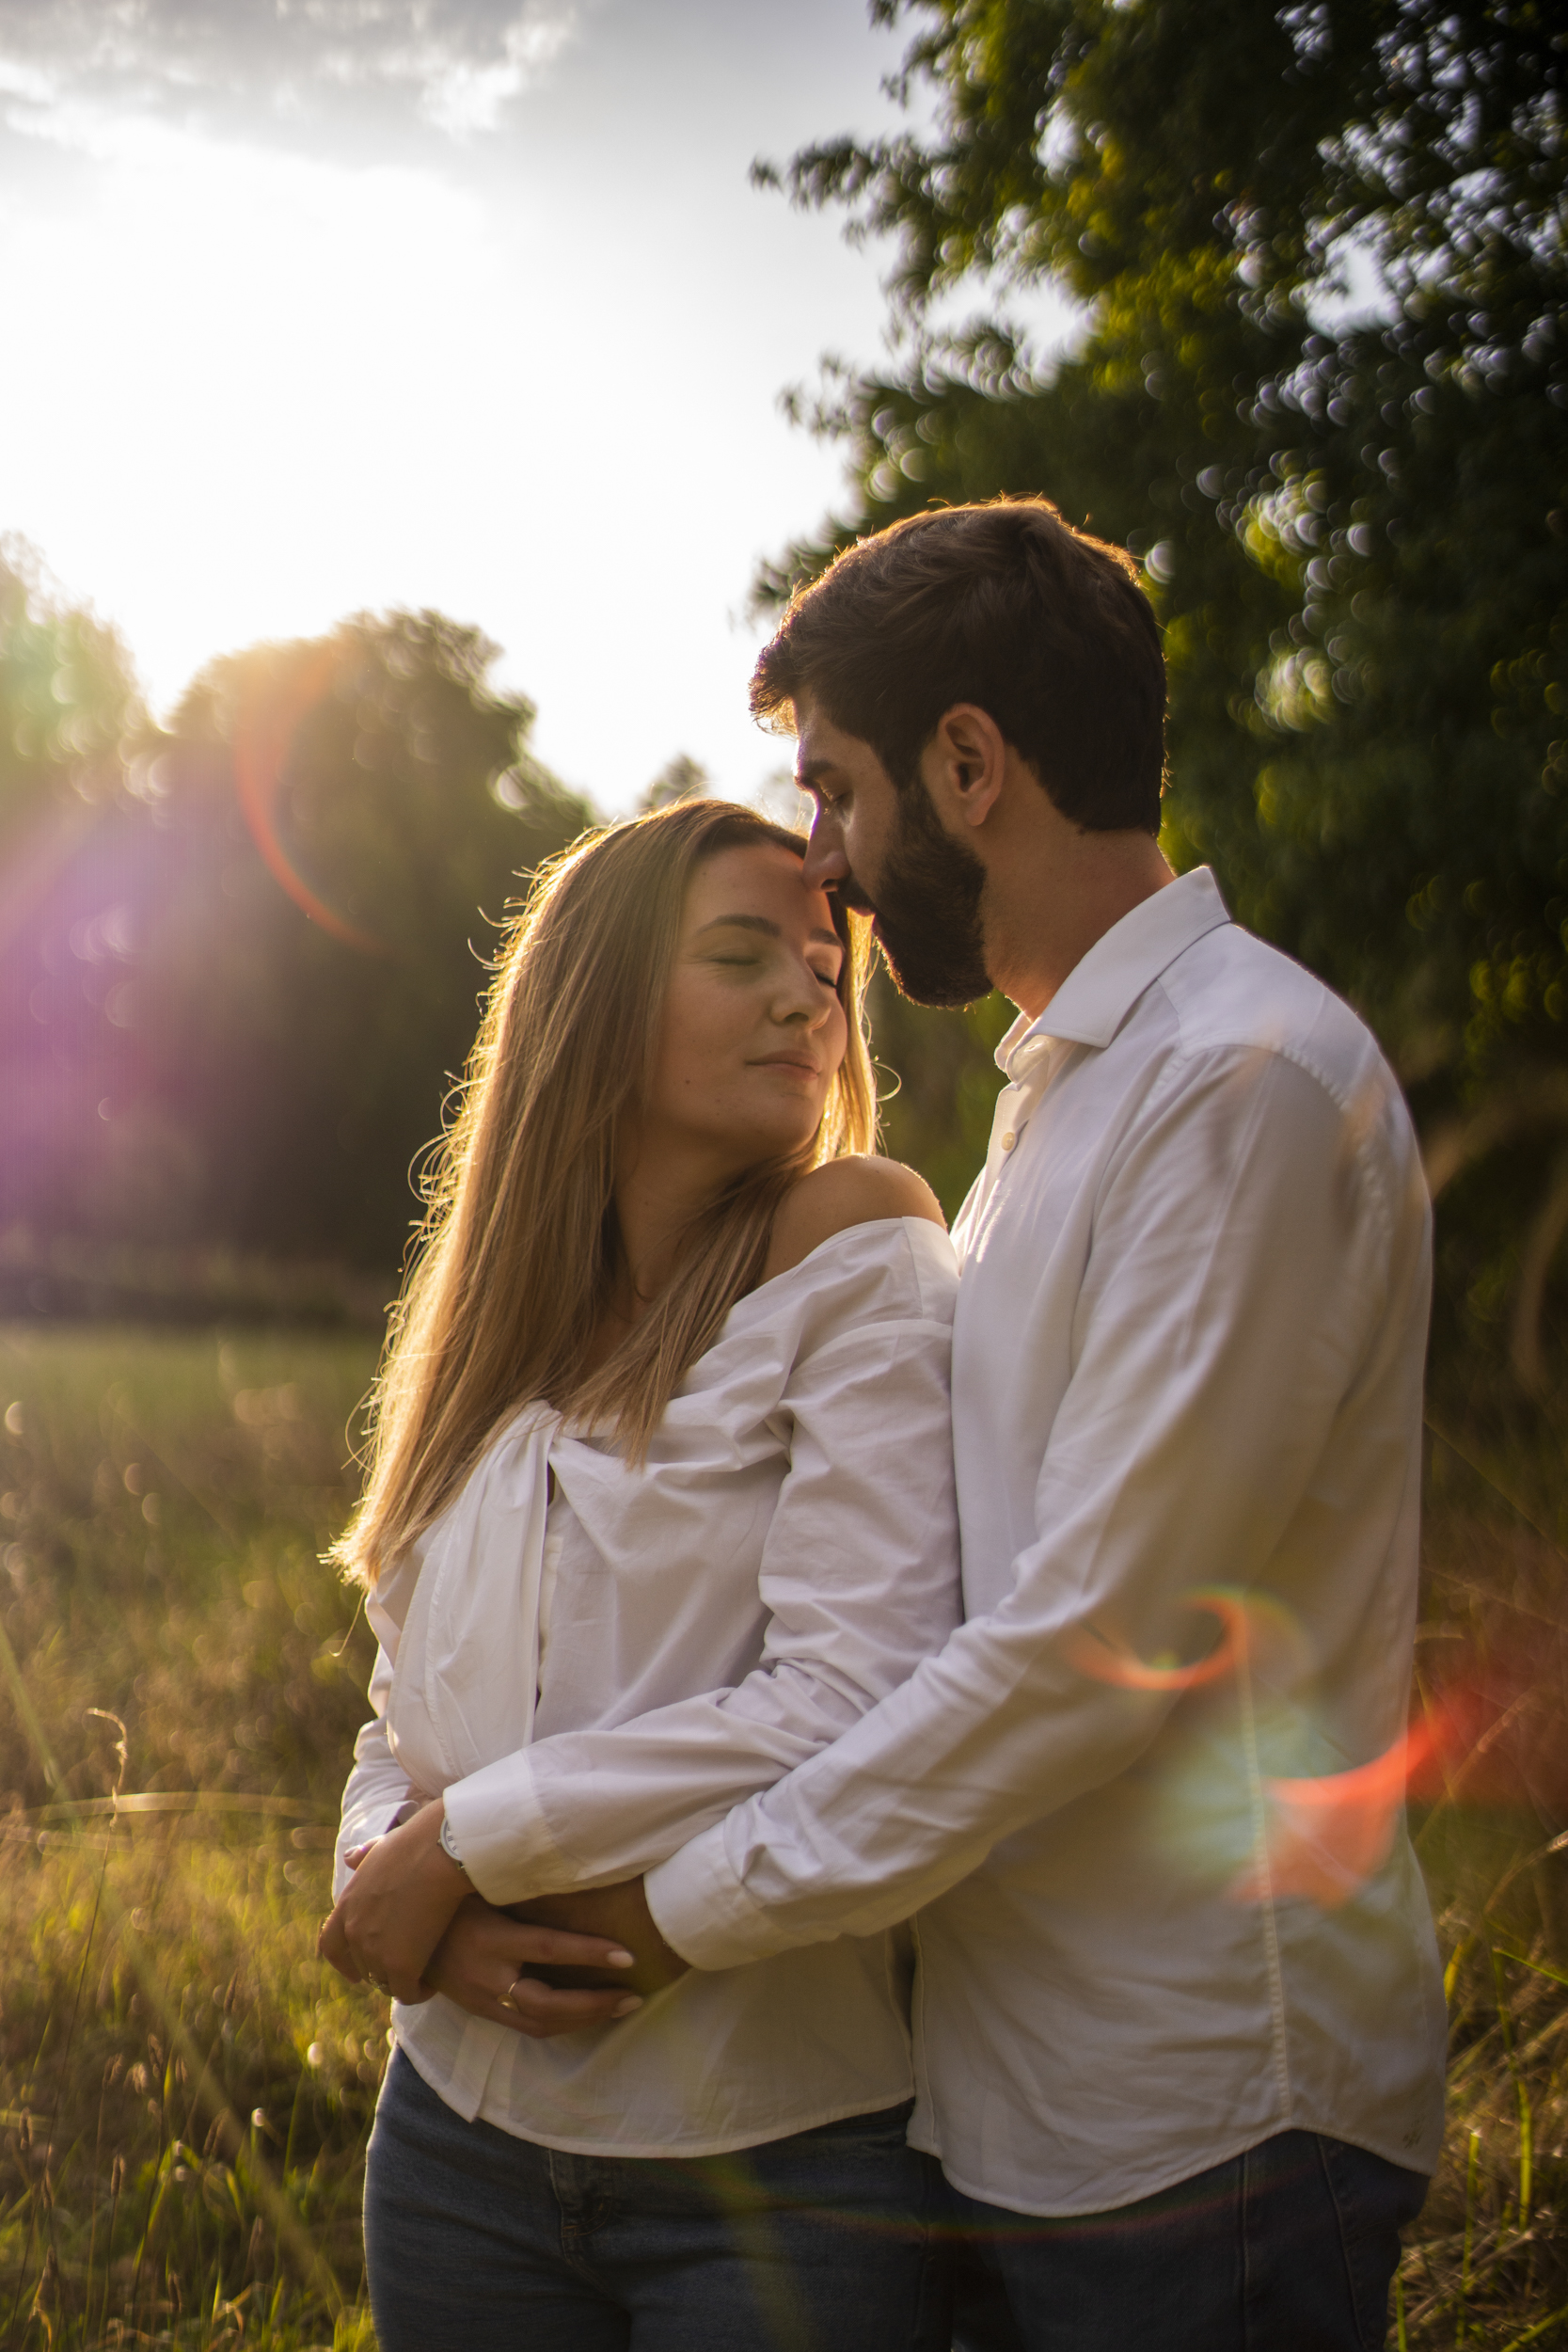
[{"xmin": 333, "ymin": 1215, "xmax": 960, "ymax": 2157}]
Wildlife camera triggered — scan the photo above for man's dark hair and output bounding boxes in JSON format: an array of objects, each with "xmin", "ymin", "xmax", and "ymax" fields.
[{"xmin": 751, "ymin": 498, "xmax": 1167, "ymax": 835}]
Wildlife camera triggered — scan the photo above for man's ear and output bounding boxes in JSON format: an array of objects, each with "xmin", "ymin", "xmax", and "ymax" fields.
[{"xmin": 920, "ymin": 704, "xmax": 1008, "ymax": 833}]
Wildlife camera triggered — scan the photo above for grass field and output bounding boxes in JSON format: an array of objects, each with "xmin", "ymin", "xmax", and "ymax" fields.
[{"xmin": 0, "ymin": 1323, "xmax": 1565, "ymax": 2347}]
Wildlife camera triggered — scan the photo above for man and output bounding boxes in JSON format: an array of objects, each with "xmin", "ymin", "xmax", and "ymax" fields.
[
  {"xmin": 340, "ymin": 499, "xmax": 1447, "ymax": 2347},
  {"xmin": 632, "ymin": 500, "xmax": 1446, "ymax": 2346}
]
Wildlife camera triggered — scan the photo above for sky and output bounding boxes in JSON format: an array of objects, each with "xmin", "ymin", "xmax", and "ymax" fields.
[{"xmin": 0, "ymin": 0, "xmax": 1044, "ymax": 815}]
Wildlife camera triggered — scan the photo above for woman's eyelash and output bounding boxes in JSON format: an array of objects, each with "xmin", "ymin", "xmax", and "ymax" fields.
[{"xmin": 707, "ymin": 949, "xmax": 840, "ymax": 986}]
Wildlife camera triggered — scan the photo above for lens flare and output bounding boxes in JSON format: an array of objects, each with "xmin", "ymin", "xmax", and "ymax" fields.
[
  {"xmin": 1064, "ymin": 1585, "xmax": 1564, "ymax": 1908},
  {"xmin": 1229, "ymin": 1718, "xmax": 1442, "ymax": 1908},
  {"xmin": 230, "ymin": 646, "xmax": 387, "ymax": 956},
  {"xmin": 1060, "ymin": 1588, "xmax": 1254, "ymax": 1692}
]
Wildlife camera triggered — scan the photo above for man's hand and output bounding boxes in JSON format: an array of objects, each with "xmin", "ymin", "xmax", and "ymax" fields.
[
  {"xmin": 423, "ymin": 1895, "xmax": 645, "ymax": 2038},
  {"xmin": 507, "ymin": 1879, "xmax": 690, "ymax": 1997},
  {"xmin": 317, "ymin": 1801, "xmax": 473, "ymax": 2003}
]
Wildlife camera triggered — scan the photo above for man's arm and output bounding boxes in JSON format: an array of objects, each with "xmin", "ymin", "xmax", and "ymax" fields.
[
  {"xmin": 644, "ymin": 1045, "xmax": 1428, "ymax": 1968},
  {"xmin": 440, "ymin": 1259, "xmax": 960, "ymax": 1905}
]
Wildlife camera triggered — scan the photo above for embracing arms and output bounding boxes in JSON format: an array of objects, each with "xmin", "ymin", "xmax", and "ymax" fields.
[
  {"xmin": 644, "ymin": 1045, "xmax": 1429, "ymax": 1968},
  {"xmin": 320, "ymin": 1169, "xmax": 956, "ymax": 2010}
]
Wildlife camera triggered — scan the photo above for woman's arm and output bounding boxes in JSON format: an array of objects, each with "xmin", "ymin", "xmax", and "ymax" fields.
[
  {"xmin": 332, "ymin": 1646, "xmax": 418, "ymax": 1902},
  {"xmin": 445, "ymin": 1199, "xmax": 961, "ymax": 1907},
  {"xmin": 325, "ymin": 1647, "xmax": 657, "ymax": 2018},
  {"xmin": 320, "ymin": 1796, "xmax": 646, "ymax": 2019}
]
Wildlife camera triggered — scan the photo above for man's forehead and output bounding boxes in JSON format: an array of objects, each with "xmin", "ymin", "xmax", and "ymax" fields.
[{"xmin": 793, "ymin": 701, "xmax": 858, "ymax": 771}]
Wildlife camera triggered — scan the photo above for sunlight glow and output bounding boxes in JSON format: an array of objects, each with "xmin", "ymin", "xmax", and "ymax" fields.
[{"xmin": 231, "ymin": 644, "xmax": 388, "ymax": 955}]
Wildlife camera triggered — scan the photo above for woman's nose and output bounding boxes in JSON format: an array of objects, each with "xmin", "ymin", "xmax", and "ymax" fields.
[{"xmin": 775, "ymin": 960, "xmax": 834, "ymax": 1027}]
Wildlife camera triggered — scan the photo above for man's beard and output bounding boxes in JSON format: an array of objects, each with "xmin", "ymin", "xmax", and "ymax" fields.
[{"xmin": 849, "ymin": 785, "xmax": 992, "ymax": 1008}]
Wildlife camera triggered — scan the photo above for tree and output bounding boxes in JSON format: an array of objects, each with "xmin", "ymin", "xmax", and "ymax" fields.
[
  {"xmin": 0, "ymin": 539, "xmax": 142, "ymax": 827},
  {"xmin": 759, "ymin": 0, "xmax": 1568, "ymax": 1390},
  {"xmin": 640, "ymin": 754, "xmax": 713, "ymax": 811},
  {"xmin": 0, "ymin": 605, "xmax": 594, "ymax": 1280},
  {"xmin": 0, "ymin": 545, "xmax": 151, "ymax": 1263}
]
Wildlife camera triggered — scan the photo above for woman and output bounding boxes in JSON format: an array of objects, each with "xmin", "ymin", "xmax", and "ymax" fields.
[{"xmin": 320, "ymin": 799, "xmax": 960, "ymax": 2350}]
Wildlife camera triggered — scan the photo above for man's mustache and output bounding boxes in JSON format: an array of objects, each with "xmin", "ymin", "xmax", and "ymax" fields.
[{"xmin": 833, "ymin": 874, "xmax": 879, "ymax": 919}]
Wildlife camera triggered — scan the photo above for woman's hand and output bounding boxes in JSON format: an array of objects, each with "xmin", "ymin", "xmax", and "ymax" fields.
[
  {"xmin": 423, "ymin": 1895, "xmax": 644, "ymax": 2038},
  {"xmin": 317, "ymin": 1800, "xmax": 475, "ymax": 2003}
]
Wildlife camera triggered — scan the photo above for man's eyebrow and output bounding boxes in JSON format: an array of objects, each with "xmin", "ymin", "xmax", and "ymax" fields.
[
  {"xmin": 696, "ymin": 914, "xmax": 843, "ymax": 951},
  {"xmin": 796, "ymin": 758, "xmax": 833, "ymax": 787}
]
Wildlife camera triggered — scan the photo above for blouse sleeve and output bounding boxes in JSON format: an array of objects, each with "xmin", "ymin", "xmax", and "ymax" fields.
[
  {"xmin": 441, "ymin": 1223, "xmax": 961, "ymax": 1905},
  {"xmin": 331, "ymin": 1644, "xmax": 417, "ymax": 1902}
]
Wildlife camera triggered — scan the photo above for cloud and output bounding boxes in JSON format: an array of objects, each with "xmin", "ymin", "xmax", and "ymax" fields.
[{"xmin": 0, "ymin": 0, "xmax": 578, "ymax": 138}]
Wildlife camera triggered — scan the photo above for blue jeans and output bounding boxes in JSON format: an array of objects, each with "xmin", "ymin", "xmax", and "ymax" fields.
[
  {"xmin": 364, "ymin": 2049, "xmax": 951, "ymax": 2351},
  {"xmin": 948, "ymin": 2129, "xmax": 1430, "ymax": 2352}
]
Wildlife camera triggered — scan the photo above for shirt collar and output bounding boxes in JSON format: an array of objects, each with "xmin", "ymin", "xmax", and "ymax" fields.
[{"xmin": 994, "ymin": 866, "xmax": 1231, "ymax": 1075}]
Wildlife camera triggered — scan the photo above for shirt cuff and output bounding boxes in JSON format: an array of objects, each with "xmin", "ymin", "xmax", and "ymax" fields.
[
  {"xmin": 644, "ymin": 1820, "xmax": 798, "ymax": 1972},
  {"xmin": 441, "ymin": 1750, "xmax": 569, "ymax": 1906}
]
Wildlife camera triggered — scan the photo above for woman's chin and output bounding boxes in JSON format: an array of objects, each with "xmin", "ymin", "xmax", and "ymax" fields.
[{"xmin": 706, "ymin": 1119, "xmax": 821, "ymax": 1178}]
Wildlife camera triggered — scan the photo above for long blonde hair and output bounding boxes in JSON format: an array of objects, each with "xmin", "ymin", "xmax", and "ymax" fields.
[{"xmin": 335, "ymin": 798, "xmax": 876, "ymax": 1586}]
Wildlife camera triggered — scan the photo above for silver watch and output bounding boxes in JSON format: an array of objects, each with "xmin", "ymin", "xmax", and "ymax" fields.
[{"xmin": 437, "ymin": 1813, "xmax": 469, "ymax": 1875}]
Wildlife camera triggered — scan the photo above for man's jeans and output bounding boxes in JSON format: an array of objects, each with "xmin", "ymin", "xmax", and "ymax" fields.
[
  {"xmin": 948, "ymin": 2128, "xmax": 1430, "ymax": 2352},
  {"xmin": 364, "ymin": 2048, "xmax": 951, "ymax": 2351}
]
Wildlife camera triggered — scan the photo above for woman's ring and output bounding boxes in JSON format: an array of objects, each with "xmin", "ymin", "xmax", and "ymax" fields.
[{"xmin": 499, "ymin": 1979, "xmax": 524, "ymax": 2012}]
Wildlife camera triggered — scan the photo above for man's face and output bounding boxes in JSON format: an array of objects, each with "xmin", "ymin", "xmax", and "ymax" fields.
[{"xmin": 795, "ymin": 699, "xmax": 992, "ymax": 1009}]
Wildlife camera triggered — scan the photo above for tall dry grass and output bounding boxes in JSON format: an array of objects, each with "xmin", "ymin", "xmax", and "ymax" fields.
[
  {"xmin": 0, "ymin": 1324, "xmax": 1563, "ymax": 2346},
  {"xmin": 1396, "ymin": 1420, "xmax": 1568, "ymax": 2347},
  {"xmin": 0, "ymin": 1325, "xmax": 383, "ymax": 2346}
]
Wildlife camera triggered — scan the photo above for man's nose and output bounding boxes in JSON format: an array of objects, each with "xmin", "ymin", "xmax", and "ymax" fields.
[{"xmin": 801, "ymin": 809, "xmax": 847, "ymax": 891}]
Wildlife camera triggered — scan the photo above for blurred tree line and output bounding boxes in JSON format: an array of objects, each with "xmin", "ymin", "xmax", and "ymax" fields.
[
  {"xmin": 0, "ymin": 0, "xmax": 1561, "ymax": 1388},
  {"xmin": 762, "ymin": 0, "xmax": 1567, "ymax": 1401},
  {"xmin": 0, "ymin": 541, "xmax": 593, "ymax": 1309}
]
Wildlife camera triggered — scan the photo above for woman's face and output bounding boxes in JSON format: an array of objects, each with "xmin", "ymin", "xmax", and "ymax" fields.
[{"xmin": 641, "ymin": 841, "xmax": 849, "ymax": 1181}]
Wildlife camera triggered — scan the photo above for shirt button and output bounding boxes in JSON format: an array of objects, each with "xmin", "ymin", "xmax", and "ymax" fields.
[{"xmin": 1000, "ymin": 1131, "xmax": 1017, "ymax": 1152}]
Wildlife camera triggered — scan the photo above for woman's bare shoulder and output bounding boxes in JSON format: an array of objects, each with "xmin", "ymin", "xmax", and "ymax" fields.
[{"xmin": 763, "ymin": 1154, "xmax": 946, "ymax": 1284}]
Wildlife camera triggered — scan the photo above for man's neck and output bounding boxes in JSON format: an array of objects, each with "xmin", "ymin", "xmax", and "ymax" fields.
[{"xmin": 985, "ymin": 827, "xmax": 1174, "ymax": 1023}]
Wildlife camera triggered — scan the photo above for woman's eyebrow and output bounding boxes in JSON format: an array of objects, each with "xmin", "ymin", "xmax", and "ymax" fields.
[
  {"xmin": 695, "ymin": 914, "xmax": 842, "ymax": 950},
  {"xmin": 696, "ymin": 914, "xmax": 780, "ymax": 938}
]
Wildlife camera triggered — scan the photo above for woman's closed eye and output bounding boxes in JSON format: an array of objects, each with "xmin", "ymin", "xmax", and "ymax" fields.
[{"xmin": 706, "ymin": 950, "xmax": 839, "ymax": 990}]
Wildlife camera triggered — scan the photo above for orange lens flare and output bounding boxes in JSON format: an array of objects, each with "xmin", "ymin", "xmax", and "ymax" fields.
[
  {"xmin": 1060, "ymin": 1589, "xmax": 1253, "ymax": 1692},
  {"xmin": 230, "ymin": 647, "xmax": 387, "ymax": 956},
  {"xmin": 1063, "ymin": 1587, "xmax": 1562, "ymax": 1909},
  {"xmin": 1228, "ymin": 1718, "xmax": 1442, "ymax": 1909}
]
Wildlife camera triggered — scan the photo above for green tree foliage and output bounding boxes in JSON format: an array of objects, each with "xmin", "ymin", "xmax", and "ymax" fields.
[
  {"xmin": 0, "ymin": 601, "xmax": 593, "ymax": 1280},
  {"xmin": 760, "ymin": 0, "xmax": 1568, "ymax": 1386},
  {"xmin": 0, "ymin": 540, "xmax": 144, "ymax": 966},
  {"xmin": 0, "ymin": 540, "xmax": 142, "ymax": 838}
]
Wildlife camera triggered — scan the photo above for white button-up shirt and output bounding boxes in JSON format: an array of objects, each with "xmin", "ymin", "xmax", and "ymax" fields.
[
  {"xmin": 334, "ymin": 1217, "xmax": 960, "ymax": 2156},
  {"xmin": 644, "ymin": 867, "xmax": 1448, "ymax": 2216}
]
